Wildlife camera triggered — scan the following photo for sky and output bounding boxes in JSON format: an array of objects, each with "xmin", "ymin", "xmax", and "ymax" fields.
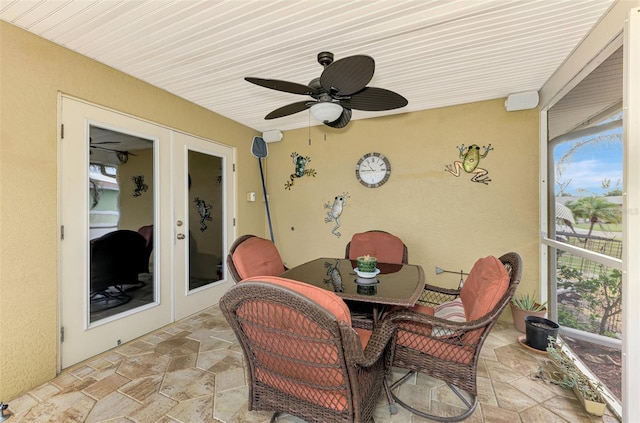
[{"xmin": 553, "ymin": 122, "xmax": 623, "ymax": 197}]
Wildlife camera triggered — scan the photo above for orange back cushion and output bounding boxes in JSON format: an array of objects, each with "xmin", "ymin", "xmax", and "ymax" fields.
[
  {"xmin": 459, "ymin": 256, "xmax": 510, "ymax": 321},
  {"xmin": 232, "ymin": 237, "xmax": 286, "ymax": 279},
  {"xmin": 241, "ymin": 276, "xmax": 352, "ymax": 325},
  {"xmin": 348, "ymin": 231, "xmax": 406, "ymax": 263}
]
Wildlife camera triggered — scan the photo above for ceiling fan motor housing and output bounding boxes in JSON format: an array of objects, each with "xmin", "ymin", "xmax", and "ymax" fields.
[{"xmin": 317, "ymin": 51, "xmax": 334, "ymax": 67}]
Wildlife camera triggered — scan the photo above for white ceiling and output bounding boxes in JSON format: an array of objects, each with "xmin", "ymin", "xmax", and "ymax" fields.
[{"xmin": 0, "ymin": 0, "xmax": 615, "ymax": 133}]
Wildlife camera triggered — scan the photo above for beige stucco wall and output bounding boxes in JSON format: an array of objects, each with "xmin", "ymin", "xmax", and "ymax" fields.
[
  {"xmin": 0, "ymin": 21, "xmax": 540, "ymax": 401},
  {"xmin": 266, "ymin": 99, "xmax": 540, "ymax": 296},
  {"xmin": 0, "ymin": 22, "xmax": 264, "ymax": 400}
]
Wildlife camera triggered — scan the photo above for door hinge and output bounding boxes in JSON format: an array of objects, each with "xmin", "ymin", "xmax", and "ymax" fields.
[
  {"xmin": 233, "ymin": 163, "xmax": 236, "ymax": 172},
  {"xmin": 60, "ymin": 124, "xmax": 64, "ymax": 139},
  {"xmin": 60, "ymin": 326, "xmax": 64, "ymax": 343},
  {"xmin": 233, "ymin": 218, "xmax": 236, "ymax": 226},
  {"xmin": 60, "ymin": 225, "xmax": 64, "ymax": 240}
]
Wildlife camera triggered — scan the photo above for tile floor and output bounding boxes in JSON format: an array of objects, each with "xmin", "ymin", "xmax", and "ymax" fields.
[{"xmin": 5, "ymin": 305, "xmax": 620, "ymax": 423}]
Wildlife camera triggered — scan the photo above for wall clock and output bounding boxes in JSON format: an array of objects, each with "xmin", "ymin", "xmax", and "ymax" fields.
[{"xmin": 355, "ymin": 152, "xmax": 391, "ymax": 188}]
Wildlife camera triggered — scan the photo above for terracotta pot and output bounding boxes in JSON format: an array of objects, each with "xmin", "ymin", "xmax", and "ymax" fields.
[{"xmin": 510, "ymin": 302, "xmax": 547, "ymax": 333}]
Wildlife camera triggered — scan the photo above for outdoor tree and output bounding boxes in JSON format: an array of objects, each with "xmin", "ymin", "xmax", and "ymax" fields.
[
  {"xmin": 558, "ymin": 266, "xmax": 621, "ymax": 336},
  {"xmin": 556, "ymin": 178, "xmax": 572, "ymax": 196},
  {"xmin": 564, "ymin": 196, "xmax": 622, "ymax": 238},
  {"xmin": 602, "ymin": 178, "xmax": 623, "ymax": 196}
]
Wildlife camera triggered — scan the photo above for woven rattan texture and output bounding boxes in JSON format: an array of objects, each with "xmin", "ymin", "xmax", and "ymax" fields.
[
  {"xmin": 385, "ymin": 252, "xmax": 522, "ymax": 418},
  {"xmin": 220, "ymin": 281, "xmax": 396, "ymax": 422}
]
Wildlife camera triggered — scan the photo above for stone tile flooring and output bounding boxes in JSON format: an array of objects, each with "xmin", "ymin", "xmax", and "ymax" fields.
[{"xmin": 5, "ymin": 305, "xmax": 620, "ymax": 422}]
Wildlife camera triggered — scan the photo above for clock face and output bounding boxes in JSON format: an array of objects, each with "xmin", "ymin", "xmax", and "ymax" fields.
[{"xmin": 356, "ymin": 153, "xmax": 391, "ymax": 188}]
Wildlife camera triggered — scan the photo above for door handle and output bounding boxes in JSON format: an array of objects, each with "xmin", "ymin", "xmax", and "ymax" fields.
[{"xmin": 177, "ymin": 233, "xmax": 185, "ymax": 240}]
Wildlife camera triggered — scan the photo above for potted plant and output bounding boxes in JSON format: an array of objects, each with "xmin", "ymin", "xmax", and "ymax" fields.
[
  {"xmin": 544, "ymin": 338, "xmax": 607, "ymax": 416},
  {"xmin": 524, "ymin": 315, "xmax": 559, "ymax": 350},
  {"xmin": 510, "ymin": 292, "xmax": 547, "ymax": 333}
]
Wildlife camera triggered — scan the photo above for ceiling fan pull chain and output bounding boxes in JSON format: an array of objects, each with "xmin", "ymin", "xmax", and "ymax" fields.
[{"xmin": 308, "ymin": 110, "xmax": 312, "ymax": 145}]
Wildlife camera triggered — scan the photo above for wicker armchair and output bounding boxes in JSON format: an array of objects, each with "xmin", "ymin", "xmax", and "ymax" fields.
[
  {"xmin": 383, "ymin": 252, "xmax": 522, "ymax": 421},
  {"xmin": 220, "ymin": 276, "xmax": 396, "ymax": 423},
  {"xmin": 226, "ymin": 234, "xmax": 286, "ymax": 282}
]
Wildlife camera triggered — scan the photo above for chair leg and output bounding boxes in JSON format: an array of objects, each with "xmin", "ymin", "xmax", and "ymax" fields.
[
  {"xmin": 386, "ymin": 370, "xmax": 415, "ymax": 414},
  {"xmin": 269, "ymin": 411, "xmax": 281, "ymax": 423},
  {"xmin": 388, "ymin": 371, "xmax": 478, "ymax": 422},
  {"xmin": 383, "ymin": 378, "xmax": 398, "ymax": 415}
]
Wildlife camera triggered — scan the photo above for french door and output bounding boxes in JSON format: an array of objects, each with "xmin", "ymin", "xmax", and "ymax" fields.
[
  {"xmin": 59, "ymin": 96, "xmax": 234, "ymax": 368},
  {"xmin": 172, "ymin": 131, "xmax": 234, "ymax": 320}
]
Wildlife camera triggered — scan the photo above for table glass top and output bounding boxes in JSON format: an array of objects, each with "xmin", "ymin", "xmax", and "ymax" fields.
[{"xmin": 280, "ymin": 257, "xmax": 424, "ymax": 307}]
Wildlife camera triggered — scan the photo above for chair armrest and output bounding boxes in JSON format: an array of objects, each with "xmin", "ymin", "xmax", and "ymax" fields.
[
  {"xmin": 383, "ymin": 308, "xmax": 494, "ymax": 334},
  {"xmin": 417, "ymin": 283, "xmax": 461, "ymax": 307},
  {"xmin": 340, "ymin": 318, "xmax": 396, "ymax": 368}
]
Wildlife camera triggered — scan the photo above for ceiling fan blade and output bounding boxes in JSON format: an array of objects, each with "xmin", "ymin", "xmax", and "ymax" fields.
[
  {"xmin": 265, "ymin": 101, "xmax": 312, "ymax": 119},
  {"xmin": 324, "ymin": 107, "xmax": 352, "ymax": 128},
  {"xmin": 90, "ymin": 145, "xmax": 137, "ymax": 156},
  {"xmin": 245, "ymin": 77, "xmax": 318, "ymax": 96},
  {"xmin": 320, "ymin": 55, "xmax": 374, "ymax": 96},
  {"xmin": 341, "ymin": 87, "xmax": 408, "ymax": 111}
]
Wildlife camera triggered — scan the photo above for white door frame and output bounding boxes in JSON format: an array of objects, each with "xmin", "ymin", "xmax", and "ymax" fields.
[
  {"xmin": 59, "ymin": 96, "xmax": 173, "ymax": 368},
  {"xmin": 58, "ymin": 96, "xmax": 236, "ymax": 368}
]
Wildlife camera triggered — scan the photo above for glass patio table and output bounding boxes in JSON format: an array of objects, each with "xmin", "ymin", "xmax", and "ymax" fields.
[{"xmin": 280, "ymin": 257, "xmax": 425, "ymax": 323}]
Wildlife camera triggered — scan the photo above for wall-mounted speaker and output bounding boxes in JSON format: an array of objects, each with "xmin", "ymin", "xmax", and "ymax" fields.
[
  {"xmin": 505, "ymin": 91, "xmax": 539, "ymax": 111},
  {"xmin": 262, "ymin": 130, "xmax": 283, "ymax": 143}
]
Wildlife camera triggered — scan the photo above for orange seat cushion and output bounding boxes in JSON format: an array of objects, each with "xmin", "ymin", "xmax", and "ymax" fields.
[
  {"xmin": 232, "ymin": 237, "xmax": 286, "ymax": 279},
  {"xmin": 460, "ymin": 256, "xmax": 510, "ymax": 321},
  {"xmin": 396, "ymin": 256, "xmax": 509, "ymax": 364},
  {"xmin": 395, "ymin": 305, "xmax": 475, "ymax": 364}
]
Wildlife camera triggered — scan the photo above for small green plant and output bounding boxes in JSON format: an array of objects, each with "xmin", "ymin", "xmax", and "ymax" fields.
[
  {"xmin": 545, "ymin": 337, "xmax": 605, "ymax": 404},
  {"xmin": 511, "ymin": 292, "xmax": 547, "ymax": 311}
]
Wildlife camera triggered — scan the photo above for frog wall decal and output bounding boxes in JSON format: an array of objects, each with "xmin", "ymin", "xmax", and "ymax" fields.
[
  {"xmin": 445, "ymin": 143, "xmax": 494, "ymax": 185},
  {"xmin": 324, "ymin": 193, "xmax": 349, "ymax": 237},
  {"xmin": 284, "ymin": 152, "xmax": 317, "ymax": 190}
]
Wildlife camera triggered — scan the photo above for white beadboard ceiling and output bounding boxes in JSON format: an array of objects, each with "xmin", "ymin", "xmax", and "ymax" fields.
[
  {"xmin": 548, "ymin": 46, "xmax": 623, "ymax": 140},
  {"xmin": 0, "ymin": 0, "xmax": 615, "ymax": 133}
]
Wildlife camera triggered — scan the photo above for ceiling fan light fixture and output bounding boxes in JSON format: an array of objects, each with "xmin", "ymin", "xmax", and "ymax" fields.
[{"xmin": 310, "ymin": 102, "xmax": 343, "ymax": 123}]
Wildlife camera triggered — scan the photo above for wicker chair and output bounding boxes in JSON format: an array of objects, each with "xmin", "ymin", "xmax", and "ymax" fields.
[
  {"xmin": 220, "ymin": 276, "xmax": 396, "ymax": 423},
  {"xmin": 383, "ymin": 252, "xmax": 522, "ymax": 421},
  {"xmin": 226, "ymin": 234, "xmax": 286, "ymax": 282},
  {"xmin": 345, "ymin": 230, "xmax": 408, "ymax": 329},
  {"xmin": 345, "ymin": 230, "xmax": 408, "ymax": 264},
  {"xmin": 89, "ymin": 230, "xmax": 148, "ymax": 309}
]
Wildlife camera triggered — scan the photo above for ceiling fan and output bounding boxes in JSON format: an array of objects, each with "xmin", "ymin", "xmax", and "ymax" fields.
[
  {"xmin": 90, "ymin": 140, "xmax": 137, "ymax": 164},
  {"xmin": 245, "ymin": 52, "xmax": 408, "ymax": 128}
]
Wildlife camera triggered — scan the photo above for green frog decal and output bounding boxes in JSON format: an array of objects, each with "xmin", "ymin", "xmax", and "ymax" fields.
[{"xmin": 445, "ymin": 144, "xmax": 494, "ymax": 185}]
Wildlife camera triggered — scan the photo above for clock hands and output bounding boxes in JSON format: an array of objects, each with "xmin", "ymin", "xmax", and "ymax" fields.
[{"xmin": 356, "ymin": 152, "xmax": 390, "ymax": 188}]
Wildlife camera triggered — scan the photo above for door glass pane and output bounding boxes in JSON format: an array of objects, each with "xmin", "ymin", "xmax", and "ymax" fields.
[
  {"xmin": 89, "ymin": 126, "xmax": 155, "ymax": 323},
  {"xmin": 188, "ymin": 150, "xmax": 224, "ymax": 290}
]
